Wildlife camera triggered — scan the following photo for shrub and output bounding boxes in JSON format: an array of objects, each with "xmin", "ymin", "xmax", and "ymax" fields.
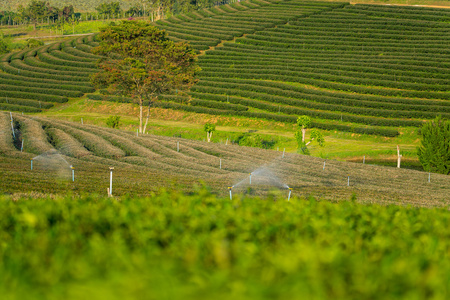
[
  {"xmin": 0, "ymin": 38, "xmax": 10, "ymax": 54},
  {"xmin": 417, "ymin": 116, "xmax": 450, "ymax": 174},
  {"xmin": 26, "ymin": 39, "xmax": 44, "ymax": 49},
  {"xmin": 234, "ymin": 132, "xmax": 276, "ymax": 149},
  {"xmin": 106, "ymin": 116, "xmax": 120, "ymax": 129}
]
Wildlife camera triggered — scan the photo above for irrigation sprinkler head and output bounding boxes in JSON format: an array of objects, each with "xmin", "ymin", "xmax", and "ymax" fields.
[
  {"xmin": 109, "ymin": 167, "xmax": 114, "ymax": 171},
  {"xmin": 70, "ymin": 165, "xmax": 74, "ymax": 170},
  {"xmin": 288, "ymin": 187, "xmax": 293, "ymax": 191},
  {"xmin": 228, "ymin": 186, "xmax": 233, "ymax": 190}
]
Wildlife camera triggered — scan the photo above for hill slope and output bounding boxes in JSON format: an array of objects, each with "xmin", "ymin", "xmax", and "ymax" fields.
[
  {"xmin": 154, "ymin": 0, "xmax": 450, "ymax": 136},
  {"xmin": 0, "ymin": 0, "xmax": 450, "ymax": 138}
]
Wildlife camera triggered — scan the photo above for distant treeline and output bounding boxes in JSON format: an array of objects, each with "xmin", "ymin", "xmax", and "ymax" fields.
[{"xmin": 0, "ymin": 0, "xmax": 235, "ymax": 20}]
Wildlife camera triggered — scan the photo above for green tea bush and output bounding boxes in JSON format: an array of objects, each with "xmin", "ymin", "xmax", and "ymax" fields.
[{"xmin": 0, "ymin": 191, "xmax": 449, "ymax": 299}]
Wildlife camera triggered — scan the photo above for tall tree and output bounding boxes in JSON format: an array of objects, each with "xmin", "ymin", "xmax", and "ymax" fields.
[
  {"xmin": 91, "ymin": 20, "xmax": 200, "ymax": 133},
  {"xmin": 67, "ymin": 14, "xmax": 79, "ymax": 34},
  {"xmin": 95, "ymin": 2, "xmax": 122, "ymax": 16},
  {"xmin": 417, "ymin": 116, "xmax": 450, "ymax": 174},
  {"xmin": 20, "ymin": 0, "xmax": 48, "ymax": 30}
]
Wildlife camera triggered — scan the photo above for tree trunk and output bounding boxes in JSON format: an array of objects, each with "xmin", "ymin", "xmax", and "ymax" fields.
[
  {"xmin": 302, "ymin": 127, "xmax": 306, "ymax": 143},
  {"xmin": 139, "ymin": 98, "xmax": 143, "ymax": 133},
  {"xmin": 143, "ymin": 105, "xmax": 151, "ymax": 134}
]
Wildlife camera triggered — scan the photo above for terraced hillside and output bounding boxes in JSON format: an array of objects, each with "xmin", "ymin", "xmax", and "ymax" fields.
[
  {"xmin": 0, "ymin": 0, "xmax": 450, "ymax": 138},
  {"xmin": 0, "ymin": 35, "xmax": 99, "ymax": 112},
  {"xmin": 153, "ymin": 0, "xmax": 450, "ymax": 136},
  {"xmin": 1, "ymin": 112, "xmax": 449, "ymax": 205}
]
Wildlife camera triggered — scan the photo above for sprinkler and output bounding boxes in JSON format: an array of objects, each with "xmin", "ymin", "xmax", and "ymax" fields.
[
  {"xmin": 249, "ymin": 173, "xmax": 252, "ymax": 185},
  {"xmin": 228, "ymin": 186, "xmax": 233, "ymax": 200},
  {"xmin": 109, "ymin": 167, "xmax": 114, "ymax": 196},
  {"xmin": 70, "ymin": 165, "xmax": 75, "ymax": 182},
  {"xmin": 30, "ymin": 159, "xmax": 33, "ymax": 170},
  {"xmin": 287, "ymin": 187, "xmax": 292, "ymax": 201}
]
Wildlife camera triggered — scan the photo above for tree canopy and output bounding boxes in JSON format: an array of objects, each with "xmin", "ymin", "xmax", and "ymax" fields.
[
  {"xmin": 204, "ymin": 123, "xmax": 216, "ymax": 142},
  {"xmin": 95, "ymin": 2, "xmax": 121, "ymax": 16},
  {"xmin": 19, "ymin": 0, "xmax": 47, "ymax": 30},
  {"xmin": 91, "ymin": 20, "xmax": 200, "ymax": 133},
  {"xmin": 417, "ymin": 116, "xmax": 450, "ymax": 174}
]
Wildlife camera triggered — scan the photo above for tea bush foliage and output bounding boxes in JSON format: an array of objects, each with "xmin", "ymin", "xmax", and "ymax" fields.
[{"xmin": 0, "ymin": 191, "xmax": 449, "ymax": 299}]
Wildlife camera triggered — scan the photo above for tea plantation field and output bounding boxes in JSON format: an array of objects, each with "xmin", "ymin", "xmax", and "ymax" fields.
[
  {"xmin": 156, "ymin": 0, "xmax": 450, "ymax": 136},
  {"xmin": 1, "ymin": 0, "xmax": 450, "ymax": 137},
  {"xmin": 1, "ymin": 112, "xmax": 449, "ymax": 206}
]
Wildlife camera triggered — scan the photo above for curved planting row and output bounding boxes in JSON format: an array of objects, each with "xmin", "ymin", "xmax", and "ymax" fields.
[
  {"xmin": 155, "ymin": 0, "xmax": 346, "ymax": 51},
  {"xmin": 0, "ymin": 34, "xmax": 100, "ymax": 113},
  {"xmin": 1, "ymin": 113, "xmax": 449, "ymax": 205},
  {"xmin": 148, "ymin": 1, "xmax": 450, "ymax": 136}
]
